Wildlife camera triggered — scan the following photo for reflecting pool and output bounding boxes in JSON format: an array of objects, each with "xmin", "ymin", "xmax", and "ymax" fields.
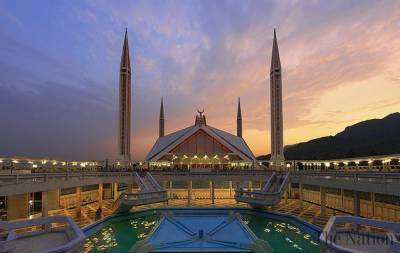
[
  {"xmin": 84, "ymin": 212, "xmax": 161, "ymax": 252},
  {"xmin": 242, "ymin": 213, "xmax": 320, "ymax": 253},
  {"xmin": 84, "ymin": 209, "xmax": 320, "ymax": 253}
]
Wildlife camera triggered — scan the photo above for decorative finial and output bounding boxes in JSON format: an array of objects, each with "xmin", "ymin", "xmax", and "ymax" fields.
[
  {"xmin": 197, "ymin": 109, "xmax": 204, "ymax": 117},
  {"xmin": 195, "ymin": 109, "xmax": 206, "ymax": 126}
]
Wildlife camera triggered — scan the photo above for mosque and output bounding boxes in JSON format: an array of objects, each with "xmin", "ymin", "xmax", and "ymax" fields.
[
  {"xmin": 146, "ymin": 102, "xmax": 256, "ymax": 170},
  {"xmin": 117, "ymin": 28, "xmax": 284, "ymax": 169},
  {"xmin": 1, "ymin": 28, "xmax": 399, "ymax": 253}
]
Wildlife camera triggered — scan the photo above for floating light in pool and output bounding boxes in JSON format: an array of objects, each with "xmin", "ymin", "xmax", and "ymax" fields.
[
  {"xmin": 293, "ymin": 244, "xmax": 302, "ymax": 250},
  {"xmin": 85, "ymin": 227, "xmax": 118, "ymax": 252},
  {"xmin": 285, "ymin": 237, "xmax": 293, "ymax": 244},
  {"xmin": 86, "ymin": 212, "xmax": 319, "ymax": 253},
  {"xmin": 275, "ymin": 222, "xmax": 286, "ymax": 228}
]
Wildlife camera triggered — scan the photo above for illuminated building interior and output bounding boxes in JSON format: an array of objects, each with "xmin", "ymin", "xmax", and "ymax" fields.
[{"xmin": 146, "ymin": 110, "xmax": 256, "ymax": 170}]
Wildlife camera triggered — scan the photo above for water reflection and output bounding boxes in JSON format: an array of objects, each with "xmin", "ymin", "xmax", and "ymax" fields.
[
  {"xmin": 84, "ymin": 213, "xmax": 160, "ymax": 252},
  {"xmin": 242, "ymin": 214, "xmax": 320, "ymax": 253},
  {"xmin": 85, "ymin": 212, "xmax": 319, "ymax": 253},
  {"xmin": 85, "ymin": 227, "xmax": 117, "ymax": 252}
]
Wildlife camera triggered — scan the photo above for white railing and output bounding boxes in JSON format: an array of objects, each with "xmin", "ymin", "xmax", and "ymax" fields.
[
  {"xmin": 320, "ymin": 216, "xmax": 400, "ymax": 253},
  {"xmin": 262, "ymin": 172, "xmax": 276, "ymax": 191},
  {"xmin": 2, "ymin": 170, "xmax": 399, "ymax": 187},
  {"xmin": 123, "ymin": 190, "xmax": 167, "ymax": 202},
  {"xmin": 0, "ymin": 171, "xmax": 136, "ymax": 186},
  {"xmin": 235, "ymin": 172, "xmax": 290, "ymax": 206},
  {"xmin": 149, "ymin": 170, "xmax": 272, "ymax": 176},
  {"xmin": 146, "ymin": 172, "xmax": 163, "ymax": 191},
  {"xmin": 113, "ymin": 190, "xmax": 168, "ymax": 214},
  {"xmin": 0, "ymin": 216, "xmax": 85, "ymax": 253},
  {"xmin": 112, "ymin": 172, "xmax": 168, "ymax": 214},
  {"xmin": 0, "ymin": 170, "xmax": 398, "ymax": 186},
  {"xmin": 134, "ymin": 172, "xmax": 149, "ymax": 191},
  {"xmin": 0, "ymin": 170, "xmax": 277, "ymax": 187},
  {"xmin": 134, "ymin": 172, "xmax": 162, "ymax": 191},
  {"xmin": 1, "ymin": 170, "xmax": 400, "ymax": 192},
  {"xmin": 291, "ymin": 171, "xmax": 400, "ymax": 183}
]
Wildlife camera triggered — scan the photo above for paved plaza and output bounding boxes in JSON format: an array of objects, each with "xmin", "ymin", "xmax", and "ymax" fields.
[{"xmin": 45, "ymin": 198, "xmax": 346, "ymax": 229}]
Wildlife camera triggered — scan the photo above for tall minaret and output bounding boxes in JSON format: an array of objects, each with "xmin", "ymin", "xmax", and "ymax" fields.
[
  {"xmin": 270, "ymin": 29, "xmax": 284, "ymax": 163},
  {"xmin": 237, "ymin": 98, "xmax": 242, "ymax": 138},
  {"xmin": 159, "ymin": 97, "xmax": 165, "ymax": 137},
  {"xmin": 118, "ymin": 29, "xmax": 131, "ymax": 161}
]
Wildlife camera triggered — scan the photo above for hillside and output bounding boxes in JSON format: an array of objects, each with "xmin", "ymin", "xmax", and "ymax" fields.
[{"xmin": 258, "ymin": 113, "xmax": 400, "ymax": 160}]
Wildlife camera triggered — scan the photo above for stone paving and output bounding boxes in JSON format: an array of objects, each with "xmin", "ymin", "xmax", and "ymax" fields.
[
  {"xmin": 275, "ymin": 199, "xmax": 348, "ymax": 228},
  {"xmin": 47, "ymin": 198, "xmax": 343, "ymax": 229}
]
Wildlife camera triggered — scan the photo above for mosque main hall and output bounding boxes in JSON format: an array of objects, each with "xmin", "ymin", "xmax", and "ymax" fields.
[
  {"xmin": 146, "ymin": 102, "xmax": 256, "ymax": 170},
  {"xmin": 118, "ymin": 28, "xmax": 284, "ymax": 170}
]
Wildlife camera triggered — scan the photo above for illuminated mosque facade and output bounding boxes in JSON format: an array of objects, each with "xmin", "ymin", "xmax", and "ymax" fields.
[
  {"xmin": 118, "ymin": 29, "xmax": 285, "ymax": 169},
  {"xmin": 146, "ymin": 102, "xmax": 256, "ymax": 169}
]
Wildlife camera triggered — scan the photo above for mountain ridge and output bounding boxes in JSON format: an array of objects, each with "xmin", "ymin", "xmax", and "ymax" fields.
[{"xmin": 257, "ymin": 112, "xmax": 400, "ymax": 160}]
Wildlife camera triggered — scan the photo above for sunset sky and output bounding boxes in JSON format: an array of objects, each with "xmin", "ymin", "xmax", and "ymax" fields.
[{"xmin": 1, "ymin": 0, "xmax": 399, "ymax": 160}]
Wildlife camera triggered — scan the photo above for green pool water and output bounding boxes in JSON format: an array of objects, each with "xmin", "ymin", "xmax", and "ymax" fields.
[
  {"xmin": 84, "ymin": 211, "xmax": 320, "ymax": 253},
  {"xmin": 242, "ymin": 213, "xmax": 320, "ymax": 253},
  {"xmin": 84, "ymin": 212, "xmax": 161, "ymax": 252}
]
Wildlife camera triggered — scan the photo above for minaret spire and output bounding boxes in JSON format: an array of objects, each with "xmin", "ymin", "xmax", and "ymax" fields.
[
  {"xmin": 159, "ymin": 97, "xmax": 165, "ymax": 137},
  {"xmin": 269, "ymin": 28, "xmax": 285, "ymax": 166},
  {"xmin": 237, "ymin": 97, "xmax": 242, "ymax": 137},
  {"xmin": 120, "ymin": 28, "xmax": 131, "ymax": 71},
  {"xmin": 270, "ymin": 28, "xmax": 281, "ymax": 72},
  {"xmin": 118, "ymin": 28, "xmax": 132, "ymax": 161}
]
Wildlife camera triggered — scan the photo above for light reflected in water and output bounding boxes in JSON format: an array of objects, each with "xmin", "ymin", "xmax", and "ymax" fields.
[
  {"xmin": 84, "ymin": 227, "xmax": 118, "ymax": 252},
  {"xmin": 243, "ymin": 214, "xmax": 320, "ymax": 252},
  {"xmin": 85, "ymin": 214, "xmax": 160, "ymax": 252},
  {"xmin": 85, "ymin": 212, "xmax": 319, "ymax": 253}
]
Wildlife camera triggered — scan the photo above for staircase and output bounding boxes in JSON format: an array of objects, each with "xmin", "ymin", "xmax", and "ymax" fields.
[
  {"xmin": 235, "ymin": 172, "xmax": 290, "ymax": 207},
  {"xmin": 112, "ymin": 172, "xmax": 168, "ymax": 214}
]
